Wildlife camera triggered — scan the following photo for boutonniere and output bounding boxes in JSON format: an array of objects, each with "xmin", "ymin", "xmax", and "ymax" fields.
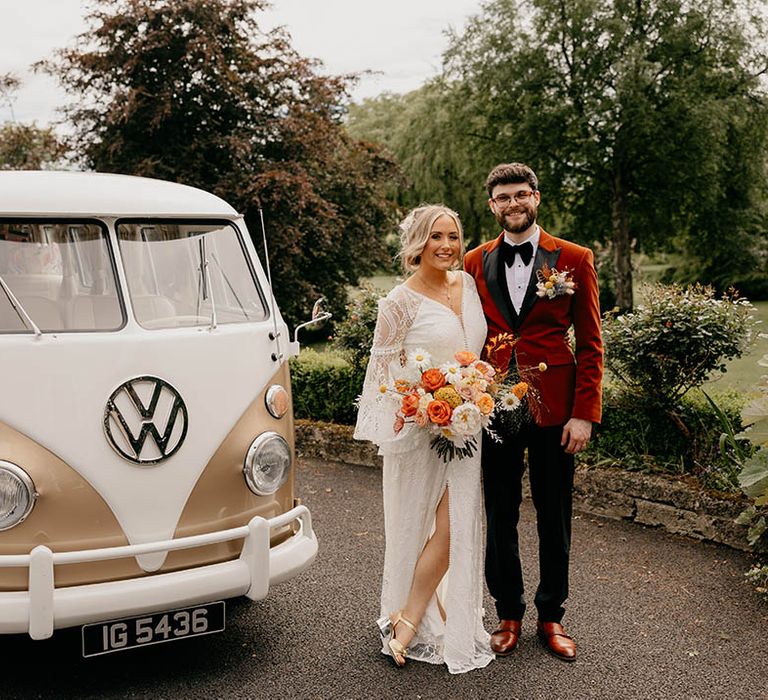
[{"xmin": 535, "ymin": 263, "xmax": 577, "ymax": 299}]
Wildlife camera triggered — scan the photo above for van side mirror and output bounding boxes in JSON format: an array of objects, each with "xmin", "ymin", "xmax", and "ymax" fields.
[
  {"xmin": 311, "ymin": 297, "xmax": 328, "ymax": 321},
  {"xmin": 289, "ymin": 297, "xmax": 332, "ymax": 356}
]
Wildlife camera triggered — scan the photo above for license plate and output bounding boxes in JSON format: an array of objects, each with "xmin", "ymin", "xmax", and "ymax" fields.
[{"xmin": 81, "ymin": 601, "xmax": 225, "ymax": 657}]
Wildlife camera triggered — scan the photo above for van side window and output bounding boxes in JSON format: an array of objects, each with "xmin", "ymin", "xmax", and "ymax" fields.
[{"xmin": 116, "ymin": 221, "xmax": 268, "ymax": 329}]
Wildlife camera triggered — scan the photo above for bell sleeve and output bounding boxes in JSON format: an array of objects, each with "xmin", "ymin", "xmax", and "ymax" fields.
[{"xmin": 353, "ymin": 289, "xmax": 420, "ymax": 448}]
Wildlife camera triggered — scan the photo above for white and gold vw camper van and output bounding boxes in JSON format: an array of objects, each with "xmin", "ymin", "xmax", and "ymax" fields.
[{"xmin": 0, "ymin": 171, "xmax": 319, "ymax": 656}]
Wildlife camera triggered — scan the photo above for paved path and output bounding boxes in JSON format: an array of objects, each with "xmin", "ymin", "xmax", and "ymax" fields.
[
  {"xmin": 292, "ymin": 458, "xmax": 768, "ymax": 700},
  {"xmin": 1, "ymin": 457, "xmax": 765, "ymax": 699}
]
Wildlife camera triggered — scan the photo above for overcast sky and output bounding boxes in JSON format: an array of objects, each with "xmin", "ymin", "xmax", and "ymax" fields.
[{"xmin": 0, "ymin": 0, "xmax": 483, "ymax": 126}]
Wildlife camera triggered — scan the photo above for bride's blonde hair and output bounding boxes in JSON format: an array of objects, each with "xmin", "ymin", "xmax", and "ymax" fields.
[{"xmin": 397, "ymin": 204, "xmax": 464, "ymax": 273}]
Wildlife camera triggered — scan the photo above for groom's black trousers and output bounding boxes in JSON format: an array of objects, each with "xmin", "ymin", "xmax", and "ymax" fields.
[{"xmin": 482, "ymin": 424, "xmax": 575, "ymax": 623}]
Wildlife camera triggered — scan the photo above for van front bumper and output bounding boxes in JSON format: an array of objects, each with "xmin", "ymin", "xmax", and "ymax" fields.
[{"xmin": 0, "ymin": 505, "xmax": 317, "ymax": 639}]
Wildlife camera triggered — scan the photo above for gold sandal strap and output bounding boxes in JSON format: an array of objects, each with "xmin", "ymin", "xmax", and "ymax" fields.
[{"xmin": 394, "ymin": 614, "xmax": 418, "ymax": 634}]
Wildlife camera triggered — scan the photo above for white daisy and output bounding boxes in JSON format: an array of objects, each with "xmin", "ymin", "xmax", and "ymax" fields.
[
  {"xmin": 439, "ymin": 360, "xmax": 463, "ymax": 385},
  {"xmin": 499, "ymin": 391, "xmax": 521, "ymax": 411},
  {"xmin": 407, "ymin": 348, "xmax": 432, "ymax": 371}
]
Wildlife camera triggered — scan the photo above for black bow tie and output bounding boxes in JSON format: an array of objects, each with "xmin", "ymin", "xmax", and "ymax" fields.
[{"xmin": 501, "ymin": 241, "xmax": 534, "ymax": 267}]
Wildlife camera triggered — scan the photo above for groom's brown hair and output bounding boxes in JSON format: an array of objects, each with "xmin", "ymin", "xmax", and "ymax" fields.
[{"xmin": 485, "ymin": 163, "xmax": 538, "ymax": 196}]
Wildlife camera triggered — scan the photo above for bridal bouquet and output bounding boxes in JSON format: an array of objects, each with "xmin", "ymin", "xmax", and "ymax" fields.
[
  {"xmin": 383, "ymin": 348, "xmax": 495, "ymax": 462},
  {"xmin": 383, "ymin": 345, "xmax": 530, "ymax": 463}
]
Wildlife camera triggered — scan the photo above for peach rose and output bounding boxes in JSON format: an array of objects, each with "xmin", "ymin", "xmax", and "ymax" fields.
[
  {"xmin": 512, "ymin": 382, "xmax": 528, "ymax": 399},
  {"xmin": 414, "ymin": 410, "xmax": 428, "ymax": 427},
  {"xmin": 454, "ymin": 350, "xmax": 478, "ymax": 366},
  {"xmin": 426, "ymin": 400, "xmax": 453, "ymax": 426},
  {"xmin": 421, "ymin": 368, "xmax": 446, "ymax": 393},
  {"xmin": 474, "ymin": 360, "xmax": 496, "ymax": 379},
  {"xmin": 401, "ymin": 393, "xmax": 420, "ymax": 417},
  {"xmin": 475, "ymin": 393, "xmax": 495, "ymax": 416}
]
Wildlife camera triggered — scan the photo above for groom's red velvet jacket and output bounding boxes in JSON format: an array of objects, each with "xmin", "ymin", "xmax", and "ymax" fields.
[{"xmin": 464, "ymin": 229, "xmax": 603, "ymax": 427}]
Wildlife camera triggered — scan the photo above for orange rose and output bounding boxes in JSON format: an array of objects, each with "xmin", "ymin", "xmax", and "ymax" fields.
[
  {"xmin": 421, "ymin": 368, "xmax": 446, "ymax": 393},
  {"xmin": 454, "ymin": 350, "xmax": 478, "ymax": 366},
  {"xmin": 394, "ymin": 379, "xmax": 413, "ymax": 393},
  {"xmin": 475, "ymin": 393, "xmax": 495, "ymax": 416},
  {"xmin": 426, "ymin": 400, "xmax": 453, "ymax": 426},
  {"xmin": 401, "ymin": 393, "xmax": 420, "ymax": 417},
  {"xmin": 512, "ymin": 382, "xmax": 528, "ymax": 399}
]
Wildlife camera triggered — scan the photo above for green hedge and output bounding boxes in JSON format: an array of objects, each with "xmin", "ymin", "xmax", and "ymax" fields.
[
  {"xmin": 587, "ymin": 384, "xmax": 747, "ymax": 491},
  {"xmin": 290, "ymin": 348, "xmax": 364, "ymax": 425}
]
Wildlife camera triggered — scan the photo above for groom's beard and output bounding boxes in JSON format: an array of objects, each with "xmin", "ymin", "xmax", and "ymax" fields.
[{"xmin": 495, "ymin": 204, "xmax": 537, "ymax": 234}]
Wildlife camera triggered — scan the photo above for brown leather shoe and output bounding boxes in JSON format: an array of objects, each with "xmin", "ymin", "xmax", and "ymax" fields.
[
  {"xmin": 490, "ymin": 619, "xmax": 522, "ymax": 656},
  {"xmin": 536, "ymin": 620, "xmax": 576, "ymax": 662}
]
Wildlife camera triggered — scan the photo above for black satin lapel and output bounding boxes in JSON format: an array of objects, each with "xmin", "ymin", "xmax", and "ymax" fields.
[
  {"xmin": 483, "ymin": 247, "xmax": 516, "ymax": 330},
  {"xmin": 517, "ymin": 246, "xmax": 562, "ymax": 326}
]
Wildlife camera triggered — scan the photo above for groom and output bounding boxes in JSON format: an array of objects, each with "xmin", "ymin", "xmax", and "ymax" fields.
[{"xmin": 464, "ymin": 162, "xmax": 603, "ymax": 662}]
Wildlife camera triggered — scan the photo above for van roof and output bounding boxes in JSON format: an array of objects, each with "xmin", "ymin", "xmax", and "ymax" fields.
[{"xmin": 0, "ymin": 171, "xmax": 239, "ymax": 218}]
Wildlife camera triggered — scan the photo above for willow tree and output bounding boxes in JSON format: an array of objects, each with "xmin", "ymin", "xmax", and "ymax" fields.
[
  {"xmin": 42, "ymin": 0, "xmax": 398, "ymax": 325},
  {"xmin": 353, "ymin": 0, "xmax": 768, "ymax": 309}
]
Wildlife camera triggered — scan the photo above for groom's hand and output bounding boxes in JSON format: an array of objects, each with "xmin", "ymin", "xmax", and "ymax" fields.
[{"xmin": 561, "ymin": 418, "xmax": 592, "ymax": 455}]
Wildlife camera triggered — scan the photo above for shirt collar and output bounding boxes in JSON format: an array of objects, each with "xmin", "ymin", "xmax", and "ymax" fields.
[{"xmin": 503, "ymin": 225, "xmax": 540, "ymax": 249}]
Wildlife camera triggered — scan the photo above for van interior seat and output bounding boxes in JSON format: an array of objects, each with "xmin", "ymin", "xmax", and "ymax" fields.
[
  {"xmin": 132, "ymin": 295, "xmax": 177, "ymax": 324},
  {"xmin": 17, "ymin": 295, "xmax": 65, "ymax": 331},
  {"xmin": 70, "ymin": 295, "xmax": 123, "ymax": 330}
]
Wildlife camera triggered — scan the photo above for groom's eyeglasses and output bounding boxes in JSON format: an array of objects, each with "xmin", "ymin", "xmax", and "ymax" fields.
[{"xmin": 490, "ymin": 191, "xmax": 536, "ymax": 207}]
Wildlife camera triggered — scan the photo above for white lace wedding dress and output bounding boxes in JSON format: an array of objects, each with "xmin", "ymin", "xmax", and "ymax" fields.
[{"xmin": 354, "ymin": 272, "xmax": 494, "ymax": 674}]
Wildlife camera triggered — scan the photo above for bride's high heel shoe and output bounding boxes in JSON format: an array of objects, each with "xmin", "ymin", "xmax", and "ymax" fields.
[{"xmin": 377, "ymin": 611, "xmax": 417, "ymax": 667}]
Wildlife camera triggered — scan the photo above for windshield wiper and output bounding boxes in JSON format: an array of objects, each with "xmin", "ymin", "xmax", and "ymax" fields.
[
  {"xmin": 210, "ymin": 251, "xmax": 246, "ymax": 316},
  {"xmin": 197, "ymin": 236, "xmax": 217, "ymax": 331},
  {"xmin": 0, "ymin": 272, "xmax": 42, "ymax": 337}
]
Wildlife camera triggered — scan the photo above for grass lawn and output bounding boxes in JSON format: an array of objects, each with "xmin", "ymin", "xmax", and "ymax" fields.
[{"xmin": 707, "ymin": 299, "xmax": 767, "ymax": 394}]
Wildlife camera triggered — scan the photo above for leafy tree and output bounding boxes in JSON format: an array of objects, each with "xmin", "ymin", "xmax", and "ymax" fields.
[
  {"xmin": 348, "ymin": 85, "xmax": 489, "ymax": 244},
  {"xmin": 0, "ymin": 73, "xmax": 65, "ymax": 170},
  {"xmin": 0, "ymin": 123, "xmax": 66, "ymax": 170},
  {"xmin": 42, "ymin": 0, "xmax": 398, "ymax": 326},
  {"xmin": 0, "ymin": 73, "xmax": 20, "ymax": 121},
  {"xmin": 352, "ymin": 0, "xmax": 768, "ymax": 309}
]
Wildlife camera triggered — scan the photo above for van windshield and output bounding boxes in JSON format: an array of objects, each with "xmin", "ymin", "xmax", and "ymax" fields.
[
  {"xmin": 0, "ymin": 221, "xmax": 123, "ymax": 333},
  {"xmin": 116, "ymin": 221, "xmax": 267, "ymax": 329}
]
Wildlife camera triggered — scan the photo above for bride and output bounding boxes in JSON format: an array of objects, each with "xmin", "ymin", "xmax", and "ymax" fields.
[{"xmin": 354, "ymin": 204, "xmax": 494, "ymax": 674}]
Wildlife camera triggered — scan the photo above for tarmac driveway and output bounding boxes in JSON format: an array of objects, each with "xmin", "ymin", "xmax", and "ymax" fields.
[{"xmin": 1, "ymin": 457, "xmax": 766, "ymax": 699}]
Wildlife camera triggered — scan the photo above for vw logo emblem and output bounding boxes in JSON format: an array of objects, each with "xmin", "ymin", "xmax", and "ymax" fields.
[{"xmin": 104, "ymin": 376, "xmax": 188, "ymax": 465}]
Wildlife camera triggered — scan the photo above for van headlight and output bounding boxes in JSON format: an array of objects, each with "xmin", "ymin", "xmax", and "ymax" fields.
[
  {"xmin": 243, "ymin": 432, "xmax": 291, "ymax": 496},
  {"xmin": 0, "ymin": 461, "xmax": 37, "ymax": 530}
]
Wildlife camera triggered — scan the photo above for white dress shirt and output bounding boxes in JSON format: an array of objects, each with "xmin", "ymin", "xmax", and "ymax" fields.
[{"xmin": 503, "ymin": 226, "xmax": 540, "ymax": 313}]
